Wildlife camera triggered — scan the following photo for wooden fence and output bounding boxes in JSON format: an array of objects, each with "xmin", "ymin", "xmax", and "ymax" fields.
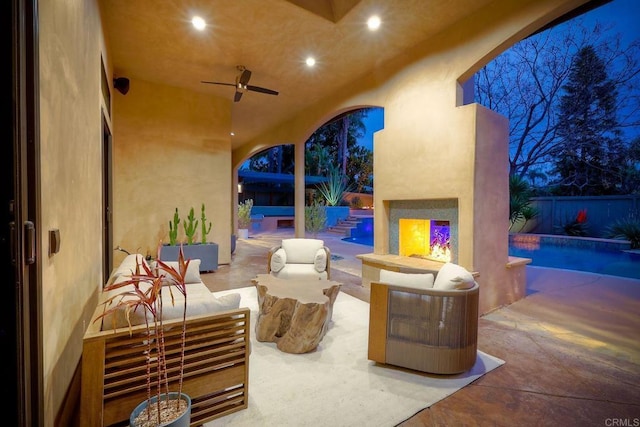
[{"xmin": 525, "ymin": 195, "xmax": 639, "ymax": 237}]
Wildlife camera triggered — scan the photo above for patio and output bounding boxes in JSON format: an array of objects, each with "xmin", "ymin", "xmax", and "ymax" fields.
[{"xmin": 202, "ymin": 228, "xmax": 640, "ymax": 425}]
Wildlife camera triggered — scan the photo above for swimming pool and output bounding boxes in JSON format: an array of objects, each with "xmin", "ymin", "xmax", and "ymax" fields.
[
  {"xmin": 509, "ymin": 234, "xmax": 640, "ymax": 279},
  {"xmin": 342, "ymin": 226, "xmax": 640, "ymax": 280}
]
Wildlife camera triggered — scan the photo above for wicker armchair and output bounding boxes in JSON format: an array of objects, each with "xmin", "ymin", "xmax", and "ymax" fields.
[{"xmin": 368, "ymin": 270, "xmax": 479, "ymax": 374}]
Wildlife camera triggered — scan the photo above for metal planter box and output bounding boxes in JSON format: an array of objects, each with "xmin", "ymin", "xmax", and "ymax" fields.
[{"xmin": 161, "ymin": 243, "xmax": 219, "ymax": 272}]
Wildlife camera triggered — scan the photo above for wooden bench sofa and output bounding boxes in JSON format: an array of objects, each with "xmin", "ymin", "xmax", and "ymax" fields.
[{"xmin": 80, "ymin": 255, "xmax": 250, "ymax": 426}]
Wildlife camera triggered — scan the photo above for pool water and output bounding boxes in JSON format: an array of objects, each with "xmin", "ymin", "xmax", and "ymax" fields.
[
  {"xmin": 509, "ymin": 242, "xmax": 640, "ymax": 279},
  {"xmin": 342, "ymin": 226, "xmax": 640, "ymax": 280}
]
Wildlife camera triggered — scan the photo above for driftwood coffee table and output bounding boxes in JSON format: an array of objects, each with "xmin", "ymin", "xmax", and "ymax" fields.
[{"xmin": 251, "ymin": 274, "xmax": 341, "ymax": 354}]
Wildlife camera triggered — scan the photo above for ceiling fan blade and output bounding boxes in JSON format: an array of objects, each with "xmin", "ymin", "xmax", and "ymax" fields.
[
  {"xmin": 238, "ymin": 69, "xmax": 252, "ymax": 86},
  {"xmin": 246, "ymin": 85, "xmax": 279, "ymax": 96},
  {"xmin": 234, "ymin": 90, "xmax": 243, "ymax": 102},
  {"xmin": 201, "ymin": 81, "xmax": 236, "ymax": 87}
]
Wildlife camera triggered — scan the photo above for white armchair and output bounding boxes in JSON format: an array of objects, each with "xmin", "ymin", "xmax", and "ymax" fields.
[{"xmin": 267, "ymin": 238, "xmax": 331, "ymax": 280}]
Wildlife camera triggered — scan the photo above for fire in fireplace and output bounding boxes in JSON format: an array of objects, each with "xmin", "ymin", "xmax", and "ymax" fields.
[{"xmin": 398, "ymin": 218, "xmax": 451, "ymax": 262}]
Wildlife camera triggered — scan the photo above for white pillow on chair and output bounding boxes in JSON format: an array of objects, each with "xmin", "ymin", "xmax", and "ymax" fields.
[
  {"xmin": 153, "ymin": 259, "xmax": 202, "ymax": 284},
  {"xmin": 433, "ymin": 262, "xmax": 475, "ymax": 290},
  {"xmin": 314, "ymin": 248, "xmax": 327, "ymax": 273},
  {"xmin": 270, "ymin": 248, "xmax": 287, "ymax": 273}
]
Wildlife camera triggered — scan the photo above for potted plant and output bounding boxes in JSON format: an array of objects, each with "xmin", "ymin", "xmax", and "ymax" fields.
[
  {"xmin": 238, "ymin": 199, "xmax": 253, "ymax": 240},
  {"xmin": 305, "ymin": 200, "xmax": 327, "ymax": 238},
  {"xmin": 96, "ymin": 245, "xmax": 192, "ymax": 427},
  {"xmin": 162, "ymin": 205, "xmax": 219, "ymax": 272}
]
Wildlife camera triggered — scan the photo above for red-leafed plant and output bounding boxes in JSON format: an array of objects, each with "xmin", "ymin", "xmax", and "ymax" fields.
[
  {"xmin": 557, "ymin": 209, "xmax": 589, "ymax": 236},
  {"xmin": 95, "ymin": 244, "xmax": 190, "ymax": 426},
  {"xmin": 576, "ymin": 209, "xmax": 587, "ymax": 224}
]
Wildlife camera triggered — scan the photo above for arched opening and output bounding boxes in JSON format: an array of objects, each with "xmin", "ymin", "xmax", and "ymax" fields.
[{"xmin": 238, "ymin": 107, "xmax": 384, "ymax": 238}]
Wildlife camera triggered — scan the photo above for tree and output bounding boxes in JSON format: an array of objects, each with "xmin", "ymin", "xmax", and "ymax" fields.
[
  {"xmin": 249, "ymin": 145, "xmax": 295, "ymax": 173},
  {"xmin": 620, "ymin": 136, "xmax": 640, "ymax": 194},
  {"xmin": 346, "ymin": 145, "xmax": 373, "ymax": 193},
  {"xmin": 246, "ymin": 109, "xmax": 374, "ymax": 197},
  {"xmin": 305, "ymin": 109, "xmax": 368, "ymax": 178},
  {"xmin": 553, "ymin": 45, "xmax": 625, "ymax": 195},
  {"xmin": 475, "ymin": 19, "xmax": 640, "ymax": 184},
  {"xmin": 305, "ymin": 144, "xmax": 332, "ymax": 176}
]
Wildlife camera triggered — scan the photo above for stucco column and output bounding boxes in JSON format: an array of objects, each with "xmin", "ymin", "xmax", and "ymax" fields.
[
  {"xmin": 232, "ymin": 168, "xmax": 239, "ymax": 235},
  {"xmin": 294, "ymin": 141, "xmax": 305, "ymax": 237}
]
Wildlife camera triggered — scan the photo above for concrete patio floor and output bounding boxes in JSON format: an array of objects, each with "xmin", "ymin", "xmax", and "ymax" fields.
[{"xmin": 201, "ymin": 228, "xmax": 640, "ymax": 426}]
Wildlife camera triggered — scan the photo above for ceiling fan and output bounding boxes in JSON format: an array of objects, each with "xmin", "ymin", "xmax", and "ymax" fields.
[{"xmin": 201, "ymin": 65, "xmax": 279, "ymax": 102}]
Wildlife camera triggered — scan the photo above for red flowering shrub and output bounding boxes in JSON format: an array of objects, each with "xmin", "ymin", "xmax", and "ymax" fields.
[
  {"xmin": 576, "ymin": 209, "xmax": 587, "ymax": 224},
  {"xmin": 557, "ymin": 209, "xmax": 589, "ymax": 236}
]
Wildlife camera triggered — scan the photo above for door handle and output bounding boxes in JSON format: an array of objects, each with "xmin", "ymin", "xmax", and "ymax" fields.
[
  {"xmin": 9, "ymin": 221, "xmax": 16, "ymax": 265},
  {"xmin": 24, "ymin": 221, "xmax": 35, "ymax": 265}
]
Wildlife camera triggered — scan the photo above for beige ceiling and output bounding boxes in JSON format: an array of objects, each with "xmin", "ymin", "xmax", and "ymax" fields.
[{"xmin": 100, "ymin": 0, "xmax": 495, "ymax": 149}]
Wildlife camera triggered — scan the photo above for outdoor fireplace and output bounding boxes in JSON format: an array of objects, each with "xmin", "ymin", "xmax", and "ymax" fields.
[
  {"xmin": 399, "ymin": 219, "xmax": 451, "ymax": 262},
  {"xmin": 389, "ymin": 199, "xmax": 458, "ymax": 264}
]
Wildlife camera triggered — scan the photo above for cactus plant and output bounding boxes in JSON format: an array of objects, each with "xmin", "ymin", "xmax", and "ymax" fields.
[
  {"xmin": 183, "ymin": 207, "xmax": 199, "ymax": 244},
  {"xmin": 168, "ymin": 208, "xmax": 181, "ymax": 245},
  {"xmin": 200, "ymin": 203, "xmax": 212, "ymax": 244}
]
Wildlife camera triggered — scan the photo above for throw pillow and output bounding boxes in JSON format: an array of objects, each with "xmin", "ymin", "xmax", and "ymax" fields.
[
  {"xmin": 270, "ymin": 248, "xmax": 287, "ymax": 273},
  {"xmin": 153, "ymin": 259, "xmax": 202, "ymax": 284},
  {"xmin": 314, "ymin": 248, "xmax": 327, "ymax": 273},
  {"xmin": 111, "ymin": 254, "xmax": 149, "ymax": 280},
  {"xmin": 433, "ymin": 262, "xmax": 476, "ymax": 290},
  {"xmin": 379, "ymin": 269, "xmax": 435, "ymax": 289}
]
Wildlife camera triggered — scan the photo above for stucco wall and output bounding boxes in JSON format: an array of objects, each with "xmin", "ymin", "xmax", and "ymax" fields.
[
  {"xmin": 39, "ymin": 0, "xmax": 104, "ymax": 422},
  {"xmin": 112, "ymin": 78, "xmax": 232, "ymax": 266}
]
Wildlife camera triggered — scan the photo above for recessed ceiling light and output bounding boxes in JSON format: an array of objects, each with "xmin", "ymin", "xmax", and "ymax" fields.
[
  {"xmin": 191, "ymin": 16, "xmax": 206, "ymax": 31},
  {"xmin": 230, "ymin": 132, "xmax": 235, "ymax": 136},
  {"xmin": 306, "ymin": 57, "xmax": 316, "ymax": 67},
  {"xmin": 367, "ymin": 15, "xmax": 381, "ymax": 31}
]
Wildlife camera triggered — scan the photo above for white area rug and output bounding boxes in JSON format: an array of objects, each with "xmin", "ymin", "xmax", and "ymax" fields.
[{"xmin": 206, "ymin": 286, "xmax": 504, "ymax": 427}]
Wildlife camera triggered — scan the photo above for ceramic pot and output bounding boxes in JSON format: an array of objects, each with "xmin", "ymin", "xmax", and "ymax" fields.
[
  {"xmin": 238, "ymin": 228, "xmax": 249, "ymax": 239},
  {"xmin": 129, "ymin": 392, "xmax": 191, "ymax": 427}
]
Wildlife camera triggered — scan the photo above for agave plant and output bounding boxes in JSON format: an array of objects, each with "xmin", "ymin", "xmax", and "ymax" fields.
[
  {"xmin": 605, "ymin": 215, "xmax": 640, "ymax": 249},
  {"xmin": 317, "ymin": 166, "xmax": 354, "ymax": 206},
  {"xmin": 96, "ymin": 245, "xmax": 191, "ymax": 426}
]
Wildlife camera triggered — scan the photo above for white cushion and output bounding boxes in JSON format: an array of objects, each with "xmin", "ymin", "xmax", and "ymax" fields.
[
  {"xmin": 314, "ymin": 248, "xmax": 327, "ymax": 273},
  {"xmin": 153, "ymin": 259, "xmax": 202, "ymax": 284},
  {"xmin": 270, "ymin": 248, "xmax": 287, "ymax": 273},
  {"xmin": 433, "ymin": 262, "xmax": 476, "ymax": 290},
  {"xmin": 273, "ymin": 264, "xmax": 328, "ymax": 280},
  {"xmin": 379, "ymin": 270, "xmax": 434, "ymax": 290},
  {"xmin": 101, "ymin": 283, "xmax": 241, "ymax": 330},
  {"xmin": 281, "ymin": 238, "xmax": 324, "ymax": 264},
  {"xmin": 161, "ymin": 293, "xmax": 241, "ymax": 319}
]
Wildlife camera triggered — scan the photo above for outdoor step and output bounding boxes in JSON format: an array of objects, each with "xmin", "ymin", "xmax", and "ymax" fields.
[
  {"xmin": 326, "ymin": 225, "xmax": 353, "ymax": 234},
  {"xmin": 328, "ymin": 227, "xmax": 353, "ymax": 234}
]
